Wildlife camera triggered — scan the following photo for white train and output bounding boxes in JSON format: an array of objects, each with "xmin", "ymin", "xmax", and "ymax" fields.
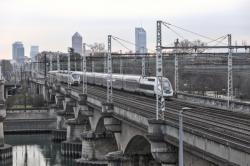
[
  {"xmin": 48, "ymin": 71, "xmax": 173, "ymax": 97},
  {"xmin": 49, "ymin": 71, "xmax": 81, "ymax": 86}
]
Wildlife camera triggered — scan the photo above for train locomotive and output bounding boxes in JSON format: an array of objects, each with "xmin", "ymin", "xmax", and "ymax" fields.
[
  {"xmin": 48, "ymin": 71, "xmax": 173, "ymax": 97},
  {"xmin": 49, "ymin": 70, "xmax": 81, "ymax": 86}
]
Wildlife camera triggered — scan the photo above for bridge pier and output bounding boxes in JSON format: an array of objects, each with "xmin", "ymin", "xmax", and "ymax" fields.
[
  {"xmin": 76, "ymin": 130, "xmax": 117, "ymax": 165},
  {"xmin": 61, "ymin": 94, "xmax": 90, "ymax": 158},
  {"xmin": 52, "ymin": 86, "xmax": 72, "ymax": 142},
  {"xmin": 106, "ymin": 151, "xmax": 128, "ymax": 166},
  {"xmin": 0, "ymin": 79, "xmax": 12, "ymax": 164},
  {"xmin": 147, "ymin": 119, "xmax": 178, "ymax": 166},
  {"xmin": 102, "ymin": 103, "xmax": 121, "ymax": 133}
]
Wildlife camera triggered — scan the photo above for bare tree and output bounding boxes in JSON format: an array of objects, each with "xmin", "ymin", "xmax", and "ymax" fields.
[
  {"xmin": 177, "ymin": 39, "xmax": 207, "ymax": 54},
  {"xmin": 89, "ymin": 43, "xmax": 105, "ymax": 53}
]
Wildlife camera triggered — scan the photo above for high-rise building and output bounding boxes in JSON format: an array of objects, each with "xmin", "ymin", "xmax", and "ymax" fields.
[
  {"xmin": 135, "ymin": 27, "xmax": 147, "ymax": 55},
  {"xmin": 30, "ymin": 46, "xmax": 39, "ymax": 62},
  {"xmin": 72, "ymin": 32, "xmax": 82, "ymax": 55},
  {"xmin": 12, "ymin": 42, "xmax": 24, "ymax": 64}
]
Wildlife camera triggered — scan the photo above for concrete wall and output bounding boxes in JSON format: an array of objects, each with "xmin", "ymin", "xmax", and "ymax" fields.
[
  {"xmin": 6, "ymin": 109, "xmax": 56, "ymax": 120},
  {"xmin": 4, "ymin": 108, "xmax": 56, "ymax": 132},
  {"xmin": 177, "ymin": 92, "xmax": 250, "ymax": 113}
]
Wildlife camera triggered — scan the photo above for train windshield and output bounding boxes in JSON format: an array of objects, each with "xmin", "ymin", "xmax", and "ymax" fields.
[
  {"xmin": 163, "ymin": 80, "xmax": 170, "ymax": 90},
  {"xmin": 72, "ymin": 74, "xmax": 80, "ymax": 79}
]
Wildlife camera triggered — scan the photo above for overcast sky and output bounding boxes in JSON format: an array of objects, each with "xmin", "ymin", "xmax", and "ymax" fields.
[{"xmin": 0, "ymin": 0, "xmax": 249, "ymax": 59}]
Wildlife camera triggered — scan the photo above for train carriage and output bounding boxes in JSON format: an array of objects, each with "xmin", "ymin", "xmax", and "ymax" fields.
[
  {"xmin": 123, "ymin": 75, "xmax": 140, "ymax": 92},
  {"xmin": 94, "ymin": 73, "xmax": 105, "ymax": 86},
  {"xmin": 139, "ymin": 77, "xmax": 155, "ymax": 96},
  {"xmin": 112, "ymin": 74, "xmax": 123, "ymax": 90},
  {"xmin": 49, "ymin": 71, "xmax": 173, "ymax": 98}
]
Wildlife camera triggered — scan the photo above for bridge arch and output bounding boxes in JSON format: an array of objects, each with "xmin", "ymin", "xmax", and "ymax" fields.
[
  {"xmin": 88, "ymin": 109, "xmax": 103, "ymax": 131},
  {"xmin": 95, "ymin": 116, "xmax": 106, "ymax": 133},
  {"xmin": 123, "ymin": 135, "xmax": 160, "ymax": 166}
]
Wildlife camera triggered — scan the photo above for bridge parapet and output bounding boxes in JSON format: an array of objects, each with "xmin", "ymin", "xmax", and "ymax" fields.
[
  {"xmin": 177, "ymin": 92, "xmax": 250, "ymax": 113},
  {"xmin": 148, "ymin": 118, "xmax": 250, "ymax": 166}
]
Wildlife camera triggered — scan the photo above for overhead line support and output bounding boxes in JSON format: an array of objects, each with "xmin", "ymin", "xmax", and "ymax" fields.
[
  {"xmin": 227, "ymin": 34, "xmax": 233, "ymax": 108},
  {"xmin": 107, "ymin": 35, "xmax": 113, "ymax": 103},
  {"xmin": 82, "ymin": 43, "xmax": 87, "ymax": 95},
  {"xmin": 156, "ymin": 20, "xmax": 165, "ymax": 120}
]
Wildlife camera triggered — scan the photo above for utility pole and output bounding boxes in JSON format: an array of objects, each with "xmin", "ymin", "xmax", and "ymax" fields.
[
  {"xmin": 141, "ymin": 47, "xmax": 145, "ymax": 77},
  {"xmin": 44, "ymin": 53, "xmax": 48, "ymax": 106},
  {"xmin": 107, "ymin": 35, "xmax": 113, "ymax": 103},
  {"xmin": 104, "ymin": 52, "xmax": 107, "ymax": 73},
  {"xmin": 36, "ymin": 55, "xmax": 39, "ymax": 76},
  {"xmin": 44, "ymin": 53, "xmax": 47, "ymax": 81},
  {"xmin": 92, "ymin": 60, "xmax": 95, "ymax": 73},
  {"xmin": 49, "ymin": 54, "xmax": 52, "ymax": 85},
  {"xmin": 174, "ymin": 39, "xmax": 179, "ymax": 95},
  {"xmin": 120, "ymin": 50, "xmax": 123, "ymax": 74},
  {"xmin": 75, "ymin": 53, "xmax": 77, "ymax": 71},
  {"xmin": 21, "ymin": 65, "xmax": 23, "ymax": 83},
  {"xmin": 179, "ymin": 109, "xmax": 183, "ymax": 166},
  {"xmin": 24, "ymin": 64, "xmax": 27, "ymax": 111},
  {"xmin": 156, "ymin": 20, "xmax": 165, "ymax": 120},
  {"xmin": 179, "ymin": 107, "xmax": 189, "ymax": 166},
  {"xmin": 68, "ymin": 48, "xmax": 73, "ymax": 88},
  {"xmin": 82, "ymin": 43, "xmax": 87, "ymax": 94},
  {"xmin": 57, "ymin": 53, "xmax": 60, "ymax": 72},
  {"xmin": 49, "ymin": 54, "xmax": 53, "ymax": 71},
  {"xmin": 227, "ymin": 34, "xmax": 233, "ymax": 108}
]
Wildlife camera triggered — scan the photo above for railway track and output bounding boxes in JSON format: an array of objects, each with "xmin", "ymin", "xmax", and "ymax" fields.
[{"xmin": 68, "ymin": 84, "xmax": 250, "ymax": 150}]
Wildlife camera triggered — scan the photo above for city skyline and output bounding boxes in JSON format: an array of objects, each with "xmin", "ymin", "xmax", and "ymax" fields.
[
  {"xmin": 135, "ymin": 27, "xmax": 147, "ymax": 54},
  {"xmin": 12, "ymin": 41, "xmax": 24, "ymax": 64},
  {"xmin": 0, "ymin": 0, "xmax": 250, "ymax": 59},
  {"xmin": 72, "ymin": 32, "xmax": 82, "ymax": 55},
  {"xmin": 30, "ymin": 45, "xmax": 39, "ymax": 62}
]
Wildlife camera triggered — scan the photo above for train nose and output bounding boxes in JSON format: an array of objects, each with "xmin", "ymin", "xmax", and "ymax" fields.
[{"xmin": 165, "ymin": 90, "xmax": 172, "ymax": 94}]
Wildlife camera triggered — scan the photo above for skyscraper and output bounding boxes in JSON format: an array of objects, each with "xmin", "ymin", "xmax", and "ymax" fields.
[
  {"xmin": 72, "ymin": 32, "xmax": 82, "ymax": 55},
  {"xmin": 12, "ymin": 42, "xmax": 25, "ymax": 64},
  {"xmin": 135, "ymin": 27, "xmax": 147, "ymax": 55},
  {"xmin": 30, "ymin": 46, "xmax": 39, "ymax": 62}
]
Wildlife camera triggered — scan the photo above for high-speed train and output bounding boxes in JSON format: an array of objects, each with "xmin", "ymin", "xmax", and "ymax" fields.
[
  {"xmin": 49, "ymin": 71, "xmax": 81, "ymax": 86},
  {"xmin": 48, "ymin": 71, "xmax": 173, "ymax": 97}
]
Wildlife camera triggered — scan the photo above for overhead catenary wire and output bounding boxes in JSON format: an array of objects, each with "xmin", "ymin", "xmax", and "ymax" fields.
[
  {"xmin": 112, "ymin": 37, "xmax": 132, "ymax": 52},
  {"xmin": 162, "ymin": 23, "xmax": 229, "ymax": 54},
  {"xmin": 112, "ymin": 35, "xmax": 155, "ymax": 53},
  {"xmin": 162, "ymin": 21, "xmax": 228, "ymax": 46}
]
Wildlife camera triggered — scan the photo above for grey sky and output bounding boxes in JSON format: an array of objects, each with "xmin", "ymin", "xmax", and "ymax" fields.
[{"xmin": 0, "ymin": 0, "xmax": 249, "ymax": 59}]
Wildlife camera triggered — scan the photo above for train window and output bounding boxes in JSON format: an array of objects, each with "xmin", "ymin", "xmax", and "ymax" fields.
[
  {"xmin": 72, "ymin": 74, "xmax": 80, "ymax": 79},
  {"xmin": 148, "ymin": 78, "xmax": 155, "ymax": 82},
  {"xmin": 163, "ymin": 81, "xmax": 170, "ymax": 90},
  {"xmin": 140, "ymin": 84, "xmax": 154, "ymax": 90}
]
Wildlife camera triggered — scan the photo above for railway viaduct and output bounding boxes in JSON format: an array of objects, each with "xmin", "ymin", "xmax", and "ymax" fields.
[{"xmin": 27, "ymin": 74, "xmax": 250, "ymax": 166}]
